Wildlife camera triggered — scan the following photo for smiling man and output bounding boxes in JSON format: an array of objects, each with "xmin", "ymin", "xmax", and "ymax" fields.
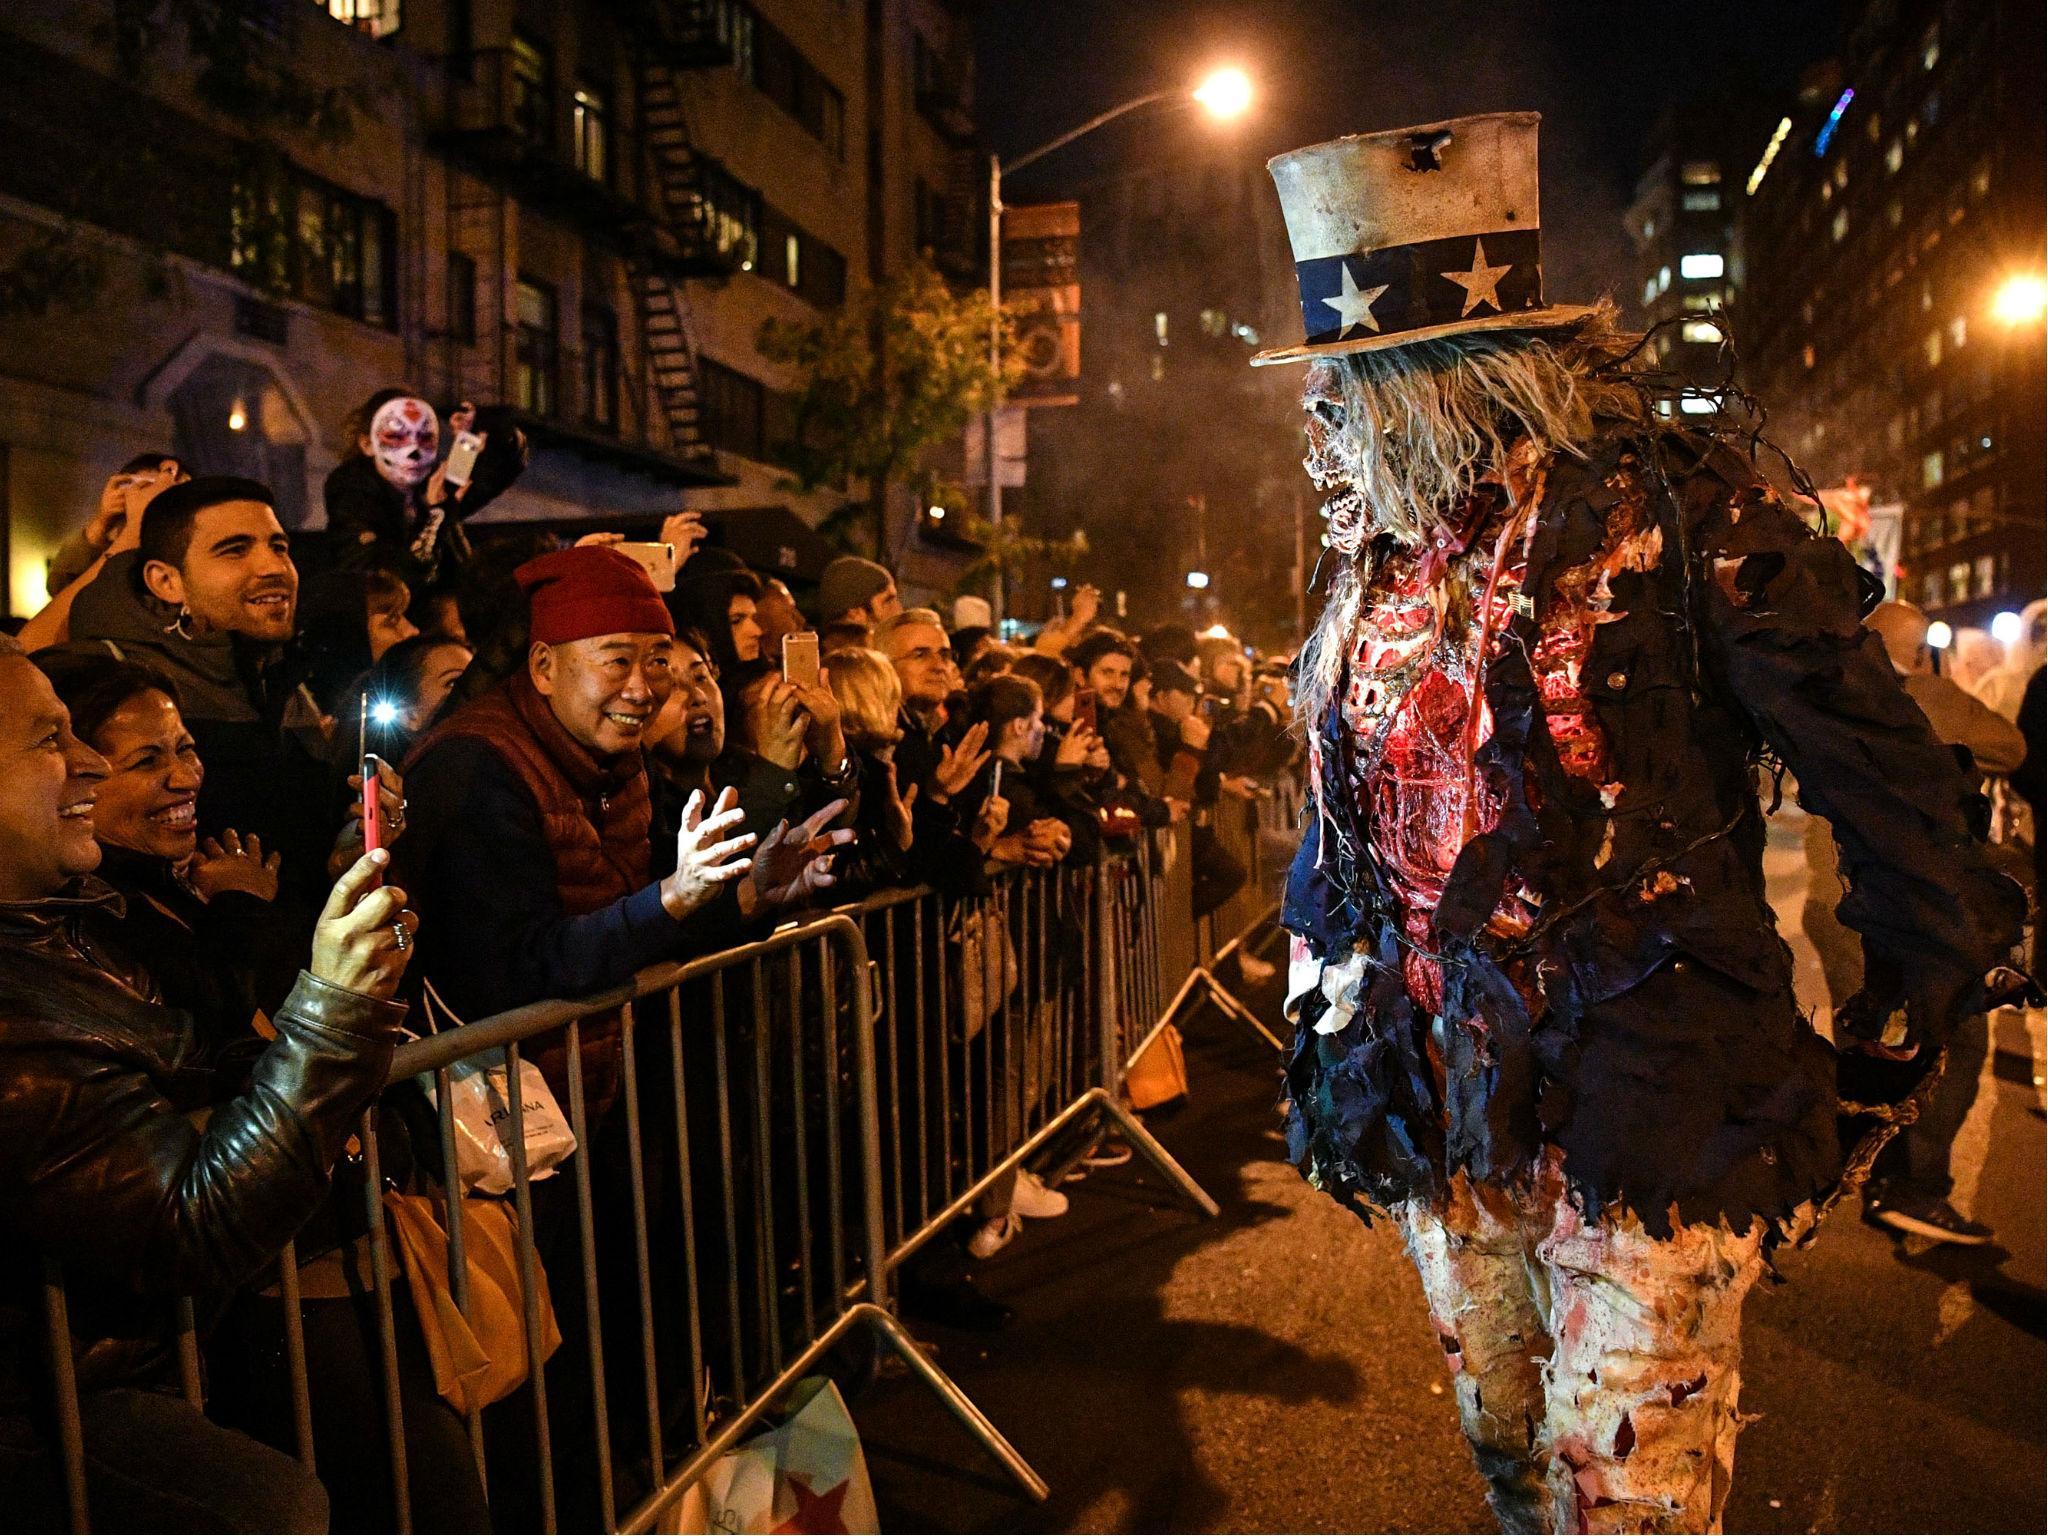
[
  {"xmin": 65, "ymin": 476, "xmax": 337, "ymax": 902},
  {"xmin": 397, "ymin": 545, "xmax": 846, "ymax": 1114}
]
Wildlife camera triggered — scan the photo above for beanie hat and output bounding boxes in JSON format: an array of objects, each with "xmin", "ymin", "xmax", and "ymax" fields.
[
  {"xmin": 515, "ymin": 546, "xmax": 675, "ymax": 645},
  {"xmin": 818, "ymin": 556, "xmax": 892, "ymax": 620}
]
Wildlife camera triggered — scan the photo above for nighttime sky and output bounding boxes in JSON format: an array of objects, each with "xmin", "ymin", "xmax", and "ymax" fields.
[{"xmin": 978, "ymin": 0, "xmax": 1843, "ymax": 306}]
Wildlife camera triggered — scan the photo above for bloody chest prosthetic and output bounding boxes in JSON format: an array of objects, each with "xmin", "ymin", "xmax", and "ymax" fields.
[{"xmin": 1325, "ymin": 454, "xmax": 1664, "ymax": 1015}]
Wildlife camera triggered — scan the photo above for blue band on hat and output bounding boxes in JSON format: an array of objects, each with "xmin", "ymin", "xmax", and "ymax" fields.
[{"xmin": 1294, "ymin": 228, "xmax": 1546, "ymax": 347}]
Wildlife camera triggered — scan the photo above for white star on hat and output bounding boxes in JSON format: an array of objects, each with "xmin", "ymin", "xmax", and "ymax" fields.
[
  {"xmin": 1321, "ymin": 263, "xmax": 1389, "ymax": 337},
  {"xmin": 1440, "ymin": 238, "xmax": 1514, "ymax": 318}
]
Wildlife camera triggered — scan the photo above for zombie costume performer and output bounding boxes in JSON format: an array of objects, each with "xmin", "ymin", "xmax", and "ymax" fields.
[
  {"xmin": 322, "ymin": 392, "xmax": 526, "ymax": 588},
  {"xmin": 1256, "ymin": 116, "xmax": 2023, "ymax": 1534}
]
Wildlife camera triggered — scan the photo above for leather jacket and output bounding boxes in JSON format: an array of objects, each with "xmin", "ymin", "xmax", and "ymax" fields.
[{"xmin": 0, "ymin": 878, "xmax": 406, "ymax": 1411}]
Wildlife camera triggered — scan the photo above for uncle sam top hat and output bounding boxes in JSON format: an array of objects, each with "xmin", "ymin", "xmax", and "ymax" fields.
[{"xmin": 1253, "ymin": 112, "xmax": 1594, "ymax": 366}]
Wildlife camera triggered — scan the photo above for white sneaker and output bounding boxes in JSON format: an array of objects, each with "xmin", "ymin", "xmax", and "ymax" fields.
[
  {"xmin": 1012, "ymin": 1169, "xmax": 1070, "ymax": 1220},
  {"xmin": 968, "ymin": 1213, "xmax": 1022, "ymax": 1259}
]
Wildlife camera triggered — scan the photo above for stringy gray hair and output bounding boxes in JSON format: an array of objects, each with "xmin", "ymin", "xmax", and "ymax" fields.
[{"xmin": 1296, "ymin": 304, "xmax": 1644, "ymax": 736}]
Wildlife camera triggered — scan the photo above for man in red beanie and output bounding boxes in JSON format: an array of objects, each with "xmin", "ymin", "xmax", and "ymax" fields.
[{"xmin": 397, "ymin": 544, "xmax": 849, "ymax": 1106}]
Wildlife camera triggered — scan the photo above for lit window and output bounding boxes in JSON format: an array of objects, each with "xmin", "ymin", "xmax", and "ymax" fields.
[
  {"xmin": 1974, "ymin": 556, "xmax": 1996, "ymax": 599},
  {"xmin": 1679, "ymin": 395, "xmax": 1715, "ymax": 415},
  {"xmin": 1886, "ymin": 198, "xmax": 1903, "ymax": 228},
  {"xmin": 1657, "ymin": 399, "xmax": 1673, "ymax": 418},
  {"xmin": 571, "ymin": 83, "xmax": 609, "ymax": 183},
  {"xmin": 1970, "ymin": 159, "xmax": 1991, "ymax": 198},
  {"xmin": 1885, "ymin": 139, "xmax": 1903, "ymax": 174},
  {"xmin": 324, "ymin": 0, "xmax": 400, "ymax": 38},
  {"xmin": 1681, "ymin": 319, "xmax": 1722, "ymax": 344},
  {"xmin": 1831, "ymin": 208, "xmax": 1849, "ymax": 242},
  {"xmin": 1921, "ymin": 573, "xmax": 1943, "ymax": 606},
  {"xmin": 1919, "ymin": 280, "xmax": 1933, "ymax": 312},
  {"xmin": 1681, "ymin": 161, "xmax": 1721, "ymax": 186},
  {"xmin": 1948, "ymin": 562, "xmax": 1969, "ymax": 604},
  {"xmin": 1679, "ymin": 253, "xmax": 1724, "ymax": 280},
  {"xmin": 1924, "ymin": 330, "xmax": 1942, "ymax": 368},
  {"xmin": 1643, "ymin": 276, "xmax": 1658, "ymax": 304},
  {"xmin": 1681, "ymin": 293, "xmax": 1715, "ymax": 312},
  {"xmin": 1149, "ymin": 353, "xmax": 1165, "ymax": 382},
  {"xmin": 1949, "ymin": 315, "xmax": 1967, "ymax": 349},
  {"xmin": 1905, "ymin": 117, "xmax": 1919, "ymax": 146},
  {"xmin": 1681, "ymin": 189, "xmax": 1721, "ymax": 212},
  {"xmin": 1657, "ymin": 265, "xmax": 1671, "ymax": 293},
  {"xmin": 1199, "ymin": 308, "xmax": 1229, "ymax": 338},
  {"xmin": 785, "ymin": 233, "xmax": 800, "ymax": 289},
  {"xmin": 1801, "ymin": 343, "xmax": 1816, "ymax": 370},
  {"xmin": 1921, "ymin": 22, "xmax": 1940, "ymax": 71},
  {"xmin": 1154, "ymin": 312, "xmax": 1169, "ymax": 346},
  {"xmin": 1922, "ymin": 450, "xmax": 1944, "ymax": 488}
]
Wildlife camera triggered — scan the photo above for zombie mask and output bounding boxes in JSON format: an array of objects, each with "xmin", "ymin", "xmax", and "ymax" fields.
[
  {"xmin": 368, "ymin": 396, "xmax": 440, "ymax": 491},
  {"xmin": 1301, "ymin": 361, "xmax": 1367, "ymax": 554}
]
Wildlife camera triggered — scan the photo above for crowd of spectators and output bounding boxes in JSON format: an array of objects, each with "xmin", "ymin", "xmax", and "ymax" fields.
[{"xmin": 0, "ymin": 394, "xmax": 1307, "ymax": 1531}]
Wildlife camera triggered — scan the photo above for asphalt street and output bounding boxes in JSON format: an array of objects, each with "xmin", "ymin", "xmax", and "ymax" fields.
[{"xmin": 853, "ymin": 809, "xmax": 2046, "ymax": 1532}]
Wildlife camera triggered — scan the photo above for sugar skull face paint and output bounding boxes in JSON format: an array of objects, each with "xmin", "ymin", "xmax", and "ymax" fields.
[{"xmin": 368, "ymin": 396, "xmax": 440, "ymax": 490}]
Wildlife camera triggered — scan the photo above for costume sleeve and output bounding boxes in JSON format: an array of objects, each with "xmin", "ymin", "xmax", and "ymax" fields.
[
  {"xmin": 1688, "ymin": 470, "xmax": 2024, "ymax": 1045},
  {"xmin": 0, "ymin": 972, "xmax": 403, "ymax": 1295}
]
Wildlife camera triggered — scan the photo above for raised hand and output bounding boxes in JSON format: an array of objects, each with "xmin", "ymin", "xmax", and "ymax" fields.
[
  {"xmin": 191, "ymin": 829, "xmax": 281, "ymax": 903},
  {"xmin": 310, "ymin": 849, "xmax": 414, "ymax": 1000},
  {"xmin": 744, "ymin": 799, "xmax": 856, "ymax": 913},
  {"xmin": 661, "ymin": 787, "xmax": 755, "ymax": 919},
  {"xmin": 1069, "ymin": 583, "xmax": 1101, "ymax": 629},
  {"xmin": 1055, "ymin": 722, "xmax": 1102, "ymax": 768},
  {"xmin": 972, "ymin": 793, "xmax": 1010, "ymax": 854},
  {"xmin": 932, "ymin": 721, "xmax": 990, "ymax": 802},
  {"xmin": 660, "ymin": 509, "xmax": 707, "ymax": 573}
]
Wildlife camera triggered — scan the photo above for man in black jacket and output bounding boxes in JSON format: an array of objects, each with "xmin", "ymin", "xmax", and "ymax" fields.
[
  {"xmin": 1262, "ymin": 116, "xmax": 2023, "ymax": 1532},
  {"xmin": 0, "ymin": 637, "xmax": 415, "ymax": 1531}
]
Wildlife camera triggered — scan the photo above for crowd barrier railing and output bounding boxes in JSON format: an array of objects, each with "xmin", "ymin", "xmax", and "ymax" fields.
[{"xmin": 36, "ymin": 843, "xmax": 1240, "ymax": 1534}]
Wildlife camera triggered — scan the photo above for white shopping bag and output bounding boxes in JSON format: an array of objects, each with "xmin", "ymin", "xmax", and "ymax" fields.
[
  {"xmin": 417, "ymin": 980, "xmax": 577, "ymax": 1197},
  {"xmin": 662, "ymin": 1377, "xmax": 879, "ymax": 1534}
]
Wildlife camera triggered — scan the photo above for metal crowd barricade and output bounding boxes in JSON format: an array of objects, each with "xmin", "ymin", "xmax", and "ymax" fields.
[
  {"xmin": 37, "ymin": 845, "xmax": 1234, "ymax": 1533},
  {"xmin": 838, "ymin": 857, "xmax": 1217, "ymax": 1288}
]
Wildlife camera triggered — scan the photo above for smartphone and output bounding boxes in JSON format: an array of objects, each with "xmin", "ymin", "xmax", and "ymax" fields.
[
  {"xmin": 991, "ymin": 759, "xmax": 1004, "ymax": 801},
  {"xmin": 781, "ymin": 630, "xmax": 821, "ymax": 690},
  {"xmin": 1072, "ymin": 687, "xmax": 1098, "ymax": 734},
  {"xmin": 617, "ymin": 540, "xmax": 678, "ymax": 592},
  {"xmin": 361, "ymin": 753, "xmax": 386, "ymax": 874},
  {"xmin": 442, "ymin": 430, "xmax": 485, "ymax": 488}
]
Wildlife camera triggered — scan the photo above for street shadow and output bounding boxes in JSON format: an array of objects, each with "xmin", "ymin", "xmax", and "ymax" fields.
[{"xmin": 854, "ymin": 938, "xmax": 1372, "ymax": 1534}]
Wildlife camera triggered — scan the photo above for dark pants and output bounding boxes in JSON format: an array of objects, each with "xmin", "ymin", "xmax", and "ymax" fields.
[
  {"xmin": 211, "ymin": 1282, "xmax": 491, "ymax": 1533},
  {"xmin": 1873, "ymin": 1012, "xmax": 1991, "ymax": 1202},
  {"xmin": 0, "ymin": 1386, "xmax": 327, "ymax": 1534}
]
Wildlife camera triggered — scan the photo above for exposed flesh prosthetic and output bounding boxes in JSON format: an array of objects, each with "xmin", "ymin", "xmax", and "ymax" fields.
[{"xmin": 1398, "ymin": 1167, "xmax": 1763, "ymax": 1535}]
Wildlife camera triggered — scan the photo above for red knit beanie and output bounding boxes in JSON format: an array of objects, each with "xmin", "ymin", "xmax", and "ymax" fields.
[{"xmin": 515, "ymin": 546, "xmax": 675, "ymax": 645}]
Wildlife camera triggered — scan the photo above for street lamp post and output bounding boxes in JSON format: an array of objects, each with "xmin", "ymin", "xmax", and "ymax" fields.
[{"xmin": 983, "ymin": 67, "xmax": 1252, "ymax": 623}]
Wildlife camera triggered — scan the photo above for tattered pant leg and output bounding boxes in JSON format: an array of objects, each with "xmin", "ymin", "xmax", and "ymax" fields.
[
  {"xmin": 1396, "ymin": 1190, "xmax": 1554, "ymax": 1534},
  {"xmin": 1535, "ymin": 1208, "xmax": 1765, "ymax": 1535}
]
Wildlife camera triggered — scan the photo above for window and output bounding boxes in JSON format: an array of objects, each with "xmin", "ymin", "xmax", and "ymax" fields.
[
  {"xmin": 1970, "ymin": 158, "xmax": 1991, "ymax": 198},
  {"xmin": 1679, "ymin": 394, "xmax": 1715, "ymax": 415},
  {"xmin": 696, "ymin": 164, "xmax": 760, "ymax": 270},
  {"xmin": 231, "ymin": 163, "xmax": 396, "ymax": 327},
  {"xmin": 1948, "ymin": 314, "xmax": 1967, "ymax": 350},
  {"xmin": 1679, "ymin": 252, "xmax": 1724, "ymax": 280},
  {"xmin": 1921, "ymin": 572, "xmax": 1943, "ymax": 606},
  {"xmin": 572, "ymin": 81, "xmax": 609, "ymax": 184},
  {"xmin": 1923, "ymin": 329, "xmax": 1942, "ymax": 368},
  {"xmin": 1681, "ymin": 292, "xmax": 1717, "ymax": 312},
  {"xmin": 739, "ymin": 8, "xmax": 846, "ymax": 157},
  {"xmin": 1199, "ymin": 308, "xmax": 1229, "ymax": 338},
  {"xmin": 446, "ymin": 252, "xmax": 476, "ymax": 344},
  {"xmin": 1642, "ymin": 275, "xmax": 1658, "ymax": 305},
  {"xmin": 1886, "ymin": 197, "xmax": 1903, "ymax": 228},
  {"xmin": 1885, "ymin": 139, "xmax": 1903, "ymax": 174},
  {"xmin": 699, "ymin": 358, "xmax": 765, "ymax": 458},
  {"xmin": 581, "ymin": 304, "xmax": 618, "ymax": 429},
  {"xmin": 1948, "ymin": 562, "xmax": 1970, "ymax": 604},
  {"xmin": 1680, "ymin": 319, "xmax": 1722, "ymax": 344},
  {"xmin": 1974, "ymin": 555, "xmax": 1996, "ymax": 598},
  {"xmin": 1831, "ymin": 208, "xmax": 1849, "ymax": 242},
  {"xmin": 1154, "ymin": 312, "xmax": 1169, "ymax": 346},
  {"xmin": 760, "ymin": 205, "xmax": 846, "ymax": 307},
  {"xmin": 1922, "ymin": 449, "xmax": 1944, "ymax": 488},
  {"xmin": 1801, "ymin": 343, "xmax": 1816, "ymax": 370},
  {"xmin": 1921, "ymin": 21, "xmax": 1940, "ymax": 71},
  {"xmin": 511, "ymin": 34, "xmax": 553, "ymax": 151},
  {"xmin": 323, "ymin": 0, "xmax": 401, "ymax": 38},
  {"xmin": 514, "ymin": 277, "xmax": 558, "ymax": 417},
  {"xmin": 1657, "ymin": 264, "xmax": 1671, "ymax": 293},
  {"xmin": 1681, "ymin": 189, "xmax": 1721, "ymax": 212},
  {"xmin": 1680, "ymin": 161, "xmax": 1720, "ymax": 186}
]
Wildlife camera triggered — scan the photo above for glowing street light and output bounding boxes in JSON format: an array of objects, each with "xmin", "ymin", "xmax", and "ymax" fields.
[
  {"xmin": 1186, "ymin": 570, "xmax": 1212, "ymax": 590},
  {"xmin": 1192, "ymin": 67, "xmax": 1254, "ymax": 121},
  {"xmin": 1992, "ymin": 610, "xmax": 2025, "ymax": 646},
  {"xmin": 1992, "ymin": 272, "xmax": 2047, "ymax": 326},
  {"xmin": 1925, "ymin": 620, "xmax": 1954, "ymax": 651}
]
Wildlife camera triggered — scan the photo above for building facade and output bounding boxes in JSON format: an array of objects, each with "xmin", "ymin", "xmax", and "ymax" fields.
[
  {"xmin": 0, "ymin": 0, "xmax": 981, "ymax": 617},
  {"xmin": 1735, "ymin": 0, "xmax": 2045, "ymax": 628},
  {"xmin": 1622, "ymin": 99, "xmax": 1766, "ymax": 406},
  {"xmin": 1006, "ymin": 145, "xmax": 1304, "ymax": 644}
]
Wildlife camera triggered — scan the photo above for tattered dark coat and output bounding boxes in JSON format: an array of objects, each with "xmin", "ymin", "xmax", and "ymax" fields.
[{"xmin": 1283, "ymin": 425, "xmax": 2024, "ymax": 1237}]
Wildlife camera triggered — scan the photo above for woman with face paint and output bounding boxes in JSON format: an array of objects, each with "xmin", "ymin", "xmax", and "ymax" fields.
[{"xmin": 323, "ymin": 387, "xmax": 528, "ymax": 592}]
